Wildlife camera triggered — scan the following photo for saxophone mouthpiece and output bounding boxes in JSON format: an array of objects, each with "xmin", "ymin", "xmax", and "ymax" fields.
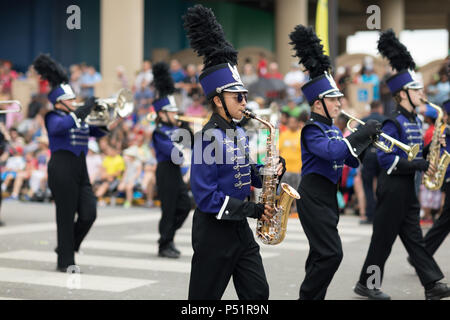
[{"xmin": 242, "ymin": 108, "xmax": 256, "ymax": 119}]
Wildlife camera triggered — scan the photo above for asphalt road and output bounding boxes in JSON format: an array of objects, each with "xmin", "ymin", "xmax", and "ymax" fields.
[{"xmin": 0, "ymin": 200, "xmax": 448, "ymax": 300}]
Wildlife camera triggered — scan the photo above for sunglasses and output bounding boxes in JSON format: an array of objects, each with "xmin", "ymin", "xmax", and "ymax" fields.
[{"xmin": 234, "ymin": 92, "xmax": 248, "ymax": 103}]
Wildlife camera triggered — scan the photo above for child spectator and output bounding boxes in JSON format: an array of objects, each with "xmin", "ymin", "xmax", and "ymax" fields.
[
  {"xmin": 95, "ymin": 144, "xmax": 125, "ymax": 205},
  {"xmin": 9, "ymin": 150, "xmax": 37, "ymax": 200},
  {"xmin": 1, "ymin": 146, "xmax": 26, "ymax": 195},
  {"xmin": 28, "ymin": 136, "xmax": 50, "ymax": 201},
  {"xmin": 117, "ymin": 146, "xmax": 143, "ymax": 208},
  {"xmin": 86, "ymin": 140, "xmax": 103, "ymax": 186}
]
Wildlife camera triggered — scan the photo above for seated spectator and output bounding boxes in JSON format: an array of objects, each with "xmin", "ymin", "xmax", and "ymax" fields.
[
  {"xmin": 1, "ymin": 146, "xmax": 25, "ymax": 194},
  {"xmin": 170, "ymin": 59, "xmax": 186, "ymax": 84},
  {"xmin": 185, "ymin": 92, "xmax": 207, "ymax": 117},
  {"xmin": 95, "ymin": 144, "xmax": 125, "ymax": 205},
  {"xmin": 0, "ymin": 60, "xmax": 18, "ymax": 95},
  {"xmin": 116, "ymin": 65, "xmax": 129, "ymax": 90},
  {"xmin": 0, "ymin": 93, "xmax": 23, "ymax": 129},
  {"xmin": 181, "ymin": 64, "xmax": 200, "ymax": 97},
  {"xmin": 131, "ymin": 130, "xmax": 156, "ymax": 207},
  {"xmin": 265, "ymin": 62, "xmax": 283, "ymax": 80},
  {"xmin": 9, "ymin": 150, "xmax": 37, "ymax": 200},
  {"xmin": 117, "ymin": 146, "xmax": 143, "ymax": 209},
  {"xmin": 86, "ymin": 140, "xmax": 103, "ymax": 186},
  {"xmin": 281, "ymin": 97, "xmax": 301, "ymax": 118},
  {"xmin": 134, "ymin": 80, "xmax": 154, "ymax": 123},
  {"xmin": 69, "ymin": 64, "xmax": 82, "ymax": 96},
  {"xmin": 241, "ymin": 63, "xmax": 258, "ymax": 87},
  {"xmin": 134, "ymin": 60, "xmax": 153, "ymax": 91},
  {"xmin": 279, "ymin": 111, "xmax": 289, "ymax": 133},
  {"xmin": 257, "ymin": 52, "xmax": 268, "ymax": 78},
  {"xmin": 28, "ymin": 136, "xmax": 50, "ymax": 201},
  {"xmin": 284, "ymin": 62, "xmax": 306, "ymax": 99},
  {"xmin": 80, "ymin": 65, "xmax": 102, "ymax": 99},
  {"xmin": 356, "ymin": 57, "xmax": 380, "ymax": 101},
  {"xmin": 278, "ymin": 116, "xmax": 302, "ymax": 212}
]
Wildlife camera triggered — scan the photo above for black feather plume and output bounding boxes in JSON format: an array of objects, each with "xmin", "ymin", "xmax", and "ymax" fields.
[
  {"xmin": 377, "ymin": 29, "xmax": 415, "ymax": 72},
  {"xmin": 289, "ymin": 25, "xmax": 332, "ymax": 79},
  {"xmin": 152, "ymin": 62, "xmax": 175, "ymax": 98},
  {"xmin": 32, "ymin": 54, "xmax": 68, "ymax": 88},
  {"xmin": 183, "ymin": 4, "xmax": 238, "ymax": 70}
]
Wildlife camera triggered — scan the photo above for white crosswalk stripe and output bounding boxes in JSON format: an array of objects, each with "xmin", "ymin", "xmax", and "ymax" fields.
[
  {"xmin": 0, "ymin": 212, "xmax": 374, "ymax": 298},
  {"xmin": 0, "ymin": 250, "xmax": 192, "ymax": 273},
  {"xmin": 0, "ymin": 266, "xmax": 156, "ymax": 292}
]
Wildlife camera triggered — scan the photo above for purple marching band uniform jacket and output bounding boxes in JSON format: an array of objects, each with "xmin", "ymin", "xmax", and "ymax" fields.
[
  {"xmin": 377, "ymin": 107, "xmax": 423, "ymax": 175},
  {"xmin": 300, "ymin": 112, "xmax": 359, "ymax": 184},
  {"xmin": 190, "ymin": 113, "xmax": 263, "ymax": 220},
  {"xmin": 45, "ymin": 110, "xmax": 106, "ymax": 155},
  {"xmin": 152, "ymin": 122, "xmax": 185, "ymax": 164}
]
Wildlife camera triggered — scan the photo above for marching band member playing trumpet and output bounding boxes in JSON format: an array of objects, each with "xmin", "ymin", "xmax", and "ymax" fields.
[
  {"xmin": 32, "ymin": 54, "xmax": 113, "ymax": 272},
  {"xmin": 354, "ymin": 30, "xmax": 450, "ymax": 300},
  {"xmin": 151, "ymin": 62, "xmax": 193, "ymax": 259},
  {"xmin": 289, "ymin": 25, "xmax": 381, "ymax": 300},
  {"xmin": 184, "ymin": 5, "xmax": 285, "ymax": 300}
]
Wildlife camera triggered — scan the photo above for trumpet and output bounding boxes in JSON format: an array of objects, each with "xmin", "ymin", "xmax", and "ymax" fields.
[
  {"xmin": 341, "ymin": 110, "xmax": 419, "ymax": 161},
  {"xmin": 0, "ymin": 100, "xmax": 22, "ymax": 113}
]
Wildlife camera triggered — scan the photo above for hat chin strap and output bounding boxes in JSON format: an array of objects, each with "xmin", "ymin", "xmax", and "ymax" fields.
[
  {"xmin": 320, "ymin": 99, "xmax": 332, "ymax": 120},
  {"xmin": 218, "ymin": 94, "xmax": 236, "ymax": 127},
  {"xmin": 59, "ymin": 100, "xmax": 74, "ymax": 114},
  {"xmin": 403, "ymin": 89, "xmax": 418, "ymax": 110}
]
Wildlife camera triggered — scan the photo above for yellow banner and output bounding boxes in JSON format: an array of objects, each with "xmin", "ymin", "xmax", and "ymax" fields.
[{"xmin": 315, "ymin": 0, "xmax": 329, "ymax": 56}]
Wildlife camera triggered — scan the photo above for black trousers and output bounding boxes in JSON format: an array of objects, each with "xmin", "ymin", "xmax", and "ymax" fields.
[
  {"xmin": 358, "ymin": 171, "xmax": 443, "ymax": 288},
  {"xmin": 188, "ymin": 209, "xmax": 269, "ymax": 300},
  {"xmin": 361, "ymin": 147, "xmax": 381, "ymax": 222},
  {"xmin": 423, "ymin": 182, "xmax": 450, "ymax": 255},
  {"xmin": 48, "ymin": 150, "xmax": 97, "ymax": 268},
  {"xmin": 296, "ymin": 174, "xmax": 343, "ymax": 300},
  {"xmin": 156, "ymin": 161, "xmax": 190, "ymax": 250}
]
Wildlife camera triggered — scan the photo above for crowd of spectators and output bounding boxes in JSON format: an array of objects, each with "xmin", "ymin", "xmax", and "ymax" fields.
[{"xmin": 0, "ymin": 55, "xmax": 448, "ymax": 227}]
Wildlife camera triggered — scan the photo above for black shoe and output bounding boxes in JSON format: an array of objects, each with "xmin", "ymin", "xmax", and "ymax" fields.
[
  {"xmin": 158, "ymin": 247, "xmax": 180, "ymax": 259},
  {"xmin": 169, "ymin": 242, "xmax": 181, "ymax": 255},
  {"xmin": 425, "ymin": 282, "xmax": 450, "ymax": 300},
  {"xmin": 354, "ymin": 282, "xmax": 391, "ymax": 300}
]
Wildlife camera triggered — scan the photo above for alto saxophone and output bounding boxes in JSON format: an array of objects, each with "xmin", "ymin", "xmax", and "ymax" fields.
[
  {"xmin": 242, "ymin": 108, "xmax": 300, "ymax": 245},
  {"xmin": 422, "ymin": 99, "xmax": 450, "ymax": 190}
]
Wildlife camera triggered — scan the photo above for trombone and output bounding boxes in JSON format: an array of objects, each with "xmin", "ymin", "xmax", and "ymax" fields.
[
  {"xmin": 341, "ymin": 110, "xmax": 420, "ymax": 161},
  {"xmin": 0, "ymin": 100, "xmax": 22, "ymax": 114}
]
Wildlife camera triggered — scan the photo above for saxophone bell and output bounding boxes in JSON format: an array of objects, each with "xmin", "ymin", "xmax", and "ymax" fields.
[{"xmin": 246, "ymin": 108, "xmax": 300, "ymax": 245}]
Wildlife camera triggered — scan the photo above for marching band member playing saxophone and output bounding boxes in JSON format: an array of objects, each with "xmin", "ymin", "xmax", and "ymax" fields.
[
  {"xmin": 421, "ymin": 99, "xmax": 450, "ymax": 258},
  {"xmin": 289, "ymin": 25, "xmax": 381, "ymax": 300},
  {"xmin": 354, "ymin": 30, "xmax": 450, "ymax": 300},
  {"xmin": 32, "ymin": 54, "xmax": 110, "ymax": 272},
  {"xmin": 184, "ymin": 5, "xmax": 285, "ymax": 300},
  {"xmin": 151, "ymin": 62, "xmax": 193, "ymax": 259}
]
